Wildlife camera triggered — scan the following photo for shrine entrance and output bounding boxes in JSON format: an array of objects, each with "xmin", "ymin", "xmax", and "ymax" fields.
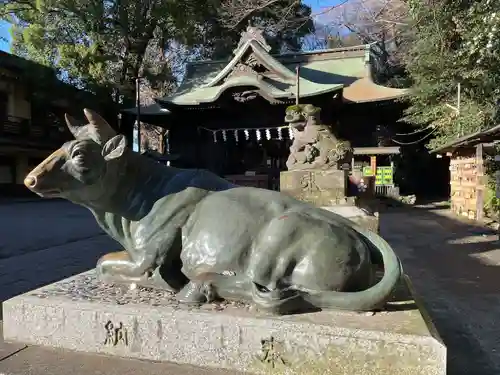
[{"xmin": 205, "ymin": 127, "xmax": 292, "ymax": 190}]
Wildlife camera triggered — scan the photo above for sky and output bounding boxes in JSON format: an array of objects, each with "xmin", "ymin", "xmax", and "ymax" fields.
[
  {"xmin": 0, "ymin": 0, "xmax": 343, "ymax": 52},
  {"xmin": 0, "ymin": 20, "xmax": 9, "ymax": 52}
]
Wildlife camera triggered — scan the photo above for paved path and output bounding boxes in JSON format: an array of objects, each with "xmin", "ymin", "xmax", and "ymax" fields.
[
  {"xmin": 0, "ymin": 200, "xmax": 117, "ymax": 306},
  {"xmin": 380, "ymin": 207, "xmax": 500, "ymax": 375},
  {"xmin": 0, "ymin": 200, "xmax": 105, "ymax": 259}
]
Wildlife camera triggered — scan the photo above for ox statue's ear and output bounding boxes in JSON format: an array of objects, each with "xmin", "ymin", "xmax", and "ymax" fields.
[{"xmin": 102, "ymin": 135, "xmax": 127, "ymax": 161}]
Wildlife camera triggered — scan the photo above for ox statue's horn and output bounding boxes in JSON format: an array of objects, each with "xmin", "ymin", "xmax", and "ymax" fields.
[
  {"xmin": 83, "ymin": 108, "xmax": 116, "ymax": 143},
  {"xmin": 65, "ymin": 113, "xmax": 89, "ymax": 140}
]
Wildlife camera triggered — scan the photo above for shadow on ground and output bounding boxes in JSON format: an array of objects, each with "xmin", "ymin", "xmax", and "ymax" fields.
[{"xmin": 379, "ymin": 199, "xmax": 500, "ymax": 375}]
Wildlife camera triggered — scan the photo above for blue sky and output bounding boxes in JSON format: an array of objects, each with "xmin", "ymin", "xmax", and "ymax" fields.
[
  {"xmin": 0, "ymin": 0, "xmax": 341, "ymax": 52},
  {"xmin": 0, "ymin": 20, "xmax": 9, "ymax": 51}
]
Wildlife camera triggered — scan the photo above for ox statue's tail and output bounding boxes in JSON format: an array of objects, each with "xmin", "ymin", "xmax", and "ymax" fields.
[
  {"xmin": 251, "ymin": 220, "xmax": 403, "ymax": 313},
  {"xmin": 301, "ymin": 226, "xmax": 402, "ymax": 311}
]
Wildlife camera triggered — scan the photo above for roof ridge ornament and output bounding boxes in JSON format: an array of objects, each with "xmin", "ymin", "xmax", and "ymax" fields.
[{"xmin": 234, "ymin": 25, "xmax": 272, "ymax": 55}]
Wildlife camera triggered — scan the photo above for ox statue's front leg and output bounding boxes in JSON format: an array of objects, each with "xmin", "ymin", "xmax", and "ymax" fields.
[
  {"xmin": 96, "ymin": 250, "xmax": 175, "ymax": 290},
  {"xmin": 96, "ymin": 250, "xmax": 151, "ymax": 283}
]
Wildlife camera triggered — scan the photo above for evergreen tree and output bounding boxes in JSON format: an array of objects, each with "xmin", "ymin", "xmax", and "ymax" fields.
[
  {"xmin": 403, "ymin": 0, "xmax": 500, "ymax": 149},
  {"xmin": 1, "ymin": 0, "xmax": 313, "ymax": 106}
]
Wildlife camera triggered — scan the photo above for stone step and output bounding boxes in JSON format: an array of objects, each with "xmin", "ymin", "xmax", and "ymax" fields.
[{"xmin": 321, "ymin": 205, "xmax": 379, "ymax": 233}]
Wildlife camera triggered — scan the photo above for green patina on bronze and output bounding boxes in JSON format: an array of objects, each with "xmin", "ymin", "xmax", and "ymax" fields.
[{"xmin": 23, "ymin": 109, "xmax": 402, "ymax": 314}]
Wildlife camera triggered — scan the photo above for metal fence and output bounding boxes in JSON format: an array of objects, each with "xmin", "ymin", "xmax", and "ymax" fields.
[{"xmin": 375, "ymin": 185, "xmax": 400, "ymax": 198}]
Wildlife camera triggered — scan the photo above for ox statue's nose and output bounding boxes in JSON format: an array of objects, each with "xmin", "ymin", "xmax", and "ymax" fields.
[{"xmin": 24, "ymin": 175, "xmax": 37, "ymax": 189}]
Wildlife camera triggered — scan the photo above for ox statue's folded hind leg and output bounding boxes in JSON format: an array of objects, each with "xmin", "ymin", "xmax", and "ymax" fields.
[
  {"xmin": 175, "ymin": 272, "xmax": 304, "ymax": 314},
  {"xmin": 176, "ymin": 272, "xmax": 255, "ymax": 305}
]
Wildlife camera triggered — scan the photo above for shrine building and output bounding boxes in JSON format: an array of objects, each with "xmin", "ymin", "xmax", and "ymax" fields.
[{"xmin": 122, "ymin": 26, "xmax": 408, "ymax": 191}]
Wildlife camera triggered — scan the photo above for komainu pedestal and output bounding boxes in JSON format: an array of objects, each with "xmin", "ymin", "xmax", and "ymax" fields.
[
  {"xmin": 279, "ymin": 104, "xmax": 353, "ymax": 207},
  {"xmin": 280, "ymin": 104, "xmax": 379, "ymax": 232},
  {"xmin": 280, "ymin": 169, "xmax": 379, "ymax": 233},
  {"xmin": 280, "ymin": 169, "xmax": 354, "ymax": 207}
]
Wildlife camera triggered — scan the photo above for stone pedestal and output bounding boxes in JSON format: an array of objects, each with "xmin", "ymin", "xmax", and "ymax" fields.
[
  {"xmin": 322, "ymin": 205, "xmax": 380, "ymax": 234},
  {"xmin": 280, "ymin": 169, "xmax": 354, "ymax": 207},
  {"xmin": 3, "ymin": 271, "xmax": 445, "ymax": 375},
  {"xmin": 280, "ymin": 169, "xmax": 380, "ymax": 233}
]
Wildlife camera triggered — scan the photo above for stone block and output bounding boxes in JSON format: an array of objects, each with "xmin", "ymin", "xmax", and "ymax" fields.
[
  {"xmin": 0, "ymin": 325, "xmax": 27, "ymax": 361},
  {"xmin": 3, "ymin": 271, "xmax": 445, "ymax": 375},
  {"xmin": 280, "ymin": 169, "xmax": 355, "ymax": 206},
  {"xmin": 321, "ymin": 205, "xmax": 380, "ymax": 233}
]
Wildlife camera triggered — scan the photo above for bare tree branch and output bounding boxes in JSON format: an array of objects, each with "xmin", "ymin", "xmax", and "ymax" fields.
[
  {"xmin": 218, "ymin": 0, "xmax": 351, "ymax": 33},
  {"xmin": 316, "ymin": 0, "xmax": 411, "ymax": 63},
  {"xmin": 219, "ymin": 0, "xmax": 284, "ymax": 29}
]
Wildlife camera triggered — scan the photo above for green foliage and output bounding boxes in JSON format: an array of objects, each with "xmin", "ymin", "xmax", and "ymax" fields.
[
  {"xmin": 1, "ymin": 0, "xmax": 313, "ymax": 107},
  {"xmin": 483, "ymin": 148, "xmax": 500, "ymax": 217},
  {"xmin": 403, "ymin": 0, "xmax": 500, "ymax": 150},
  {"xmin": 484, "ymin": 183, "xmax": 500, "ymax": 218}
]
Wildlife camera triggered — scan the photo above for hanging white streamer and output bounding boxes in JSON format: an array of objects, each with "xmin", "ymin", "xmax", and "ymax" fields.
[{"xmin": 204, "ymin": 126, "xmax": 288, "ymax": 142}]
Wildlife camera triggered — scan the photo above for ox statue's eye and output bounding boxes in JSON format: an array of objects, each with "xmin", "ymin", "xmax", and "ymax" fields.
[
  {"xmin": 71, "ymin": 149, "xmax": 85, "ymax": 165},
  {"xmin": 71, "ymin": 149, "xmax": 82, "ymax": 158}
]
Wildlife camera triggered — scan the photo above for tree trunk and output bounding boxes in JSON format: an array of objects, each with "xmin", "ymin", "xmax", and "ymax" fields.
[{"xmin": 158, "ymin": 129, "xmax": 165, "ymax": 154}]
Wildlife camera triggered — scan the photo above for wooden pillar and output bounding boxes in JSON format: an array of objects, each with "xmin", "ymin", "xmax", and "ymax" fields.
[
  {"xmin": 158, "ymin": 130, "xmax": 165, "ymax": 154},
  {"xmin": 370, "ymin": 155, "xmax": 377, "ymax": 194},
  {"xmin": 370, "ymin": 155, "xmax": 377, "ymax": 175},
  {"xmin": 476, "ymin": 143, "xmax": 484, "ymax": 220}
]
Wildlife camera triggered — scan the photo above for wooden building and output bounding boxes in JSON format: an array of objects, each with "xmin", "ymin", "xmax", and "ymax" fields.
[
  {"xmin": 0, "ymin": 51, "xmax": 119, "ymax": 196},
  {"xmin": 123, "ymin": 26, "xmax": 408, "ymax": 189},
  {"xmin": 432, "ymin": 125, "xmax": 500, "ymax": 221}
]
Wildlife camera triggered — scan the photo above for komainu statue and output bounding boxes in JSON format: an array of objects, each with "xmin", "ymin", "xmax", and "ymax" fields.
[
  {"xmin": 24, "ymin": 109, "xmax": 402, "ymax": 314},
  {"xmin": 285, "ymin": 104, "xmax": 352, "ymax": 171}
]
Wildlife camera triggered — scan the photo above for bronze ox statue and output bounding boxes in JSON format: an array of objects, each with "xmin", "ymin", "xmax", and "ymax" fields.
[{"xmin": 24, "ymin": 109, "xmax": 403, "ymax": 314}]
